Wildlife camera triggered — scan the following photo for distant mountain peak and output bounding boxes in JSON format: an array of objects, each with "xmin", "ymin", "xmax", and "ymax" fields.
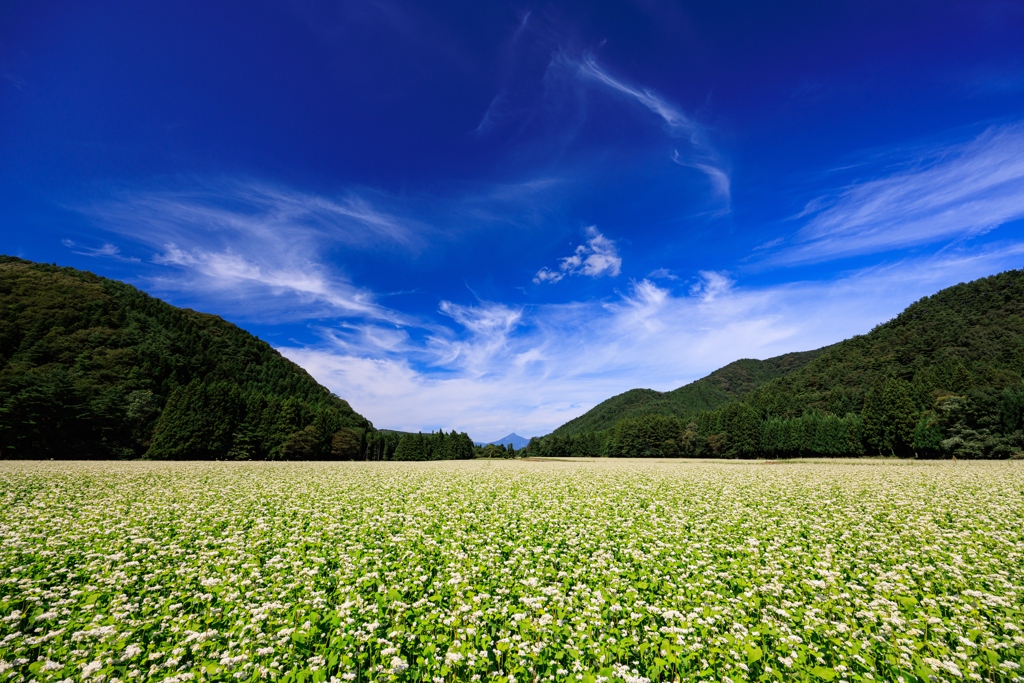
[{"xmin": 487, "ymin": 432, "xmax": 531, "ymax": 449}]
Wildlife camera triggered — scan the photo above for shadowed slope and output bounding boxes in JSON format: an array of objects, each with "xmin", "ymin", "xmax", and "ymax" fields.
[{"xmin": 0, "ymin": 257, "xmax": 371, "ymax": 459}]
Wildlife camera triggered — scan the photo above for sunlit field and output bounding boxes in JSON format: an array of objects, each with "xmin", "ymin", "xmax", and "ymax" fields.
[{"xmin": 1, "ymin": 460, "xmax": 1022, "ymax": 683}]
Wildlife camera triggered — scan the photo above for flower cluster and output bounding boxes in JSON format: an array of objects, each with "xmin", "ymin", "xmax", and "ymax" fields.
[{"xmin": 0, "ymin": 459, "xmax": 1022, "ymax": 682}]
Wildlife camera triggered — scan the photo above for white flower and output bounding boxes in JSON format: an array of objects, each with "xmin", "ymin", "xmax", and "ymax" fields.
[{"xmin": 389, "ymin": 656, "xmax": 409, "ymax": 674}]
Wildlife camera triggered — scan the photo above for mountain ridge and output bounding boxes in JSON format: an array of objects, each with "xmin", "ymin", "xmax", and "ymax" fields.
[
  {"xmin": 486, "ymin": 432, "xmax": 531, "ymax": 449},
  {"xmin": 551, "ymin": 349, "xmax": 825, "ymax": 437},
  {"xmin": 0, "ymin": 256, "xmax": 371, "ymax": 459},
  {"xmin": 533, "ymin": 269, "xmax": 1024, "ymax": 459}
]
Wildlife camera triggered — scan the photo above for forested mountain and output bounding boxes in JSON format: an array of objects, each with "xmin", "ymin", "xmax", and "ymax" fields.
[
  {"xmin": 530, "ymin": 269, "xmax": 1024, "ymax": 459},
  {"xmin": 0, "ymin": 257, "xmax": 375, "ymax": 459},
  {"xmin": 552, "ymin": 350, "xmax": 824, "ymax": 437}
]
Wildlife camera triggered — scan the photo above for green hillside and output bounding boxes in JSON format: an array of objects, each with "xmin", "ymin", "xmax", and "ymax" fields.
[
  {"xmin": 0, "ymin": 257, "xmax": 371, "ymax": 459},
  {"xmin": 750, "ymin": 269, "xmax": 1024, "ymax": 417},
  {"xmin": 552, "ymin": 350, "xmax": 824, "ymax": 437},
  {"xmin": 532, "ymin": 269, "xmax": 1024, "ymax": 459}
]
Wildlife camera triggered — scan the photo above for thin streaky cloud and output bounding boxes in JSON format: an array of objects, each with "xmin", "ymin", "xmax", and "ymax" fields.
[
  {"xmin": 576, "ymin": 54, "xmax": 697, "ymax": 136},
  {"xmin": 62, "ymin": 239, "xmax": 120, "ymax": 257},
  {"xmin": 150, "ymin": 242, "xmax": 396, "ymax": 322},
  {"xmin": 91, "ymin": 180, "xmax": 422, "ymax": 250},
  {"xmin": 672, "ymin": 150, "xmax": 731, "ymax": 204},
  {"xmin": 60, "ymin": 239, "xmax": 140, "ymax": 262},
  {"xmin": 3, "ymin": 73, "xmax": 25, "ymax": 91},
  {"xmin": 82, "ymin": 182, "xmax": 420, "ymax": 323},
  {"xmin": 572, "ymin": 52, "xmax": 729, "ymax": 206},
  {"xmin": 773, "ymin": 124, "xmax": 1024, "ymax": 264},
  {"xmin": 473, "ymin": 92, "xmax": 505, "ymax": 134}
]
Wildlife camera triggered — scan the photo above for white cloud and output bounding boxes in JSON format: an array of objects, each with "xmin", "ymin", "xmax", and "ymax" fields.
[
  {"xmin": 576, "ymin": 54, "xmax": 697, "ymax": 136},
  {"xmin": 61, "ymin": 239, "xmax": 139, "ymax": 261},
  {"xmin": 533, "ymin": 267, "xmax": 565, "ymax": 284},
  {"xmin": 281, "ymin": 242, "xmax": 1024, "ymax": 441},
  {"xmin": 92, "ymin": 180, "xmax": 421, "ymax": 251},
  {"xmin": 432, "ymin": 300, "xmax": 524, "ymax": 376},
  {"xmin": 647, "ymin": 267, "xmax": 678, "ymax": 280},
  {"xmin": 774, "ymin": 124, "xmax": 1024, "ymax": 264},
  {"xmin": 671, "ymin": 150, "xmax": 731, "ymax": 204},
  {"xmin": 81, "ymin": 181, "xmax": 418, "ymax": 322},
  {"xmin": 150, "ymin": 242, "xmax": 394, "ymax": 321},
  {"xmin": 534, "ymin": 226, "xmax": 622, "ymax": 284},
  {"xmin": 571, "ymin": 53, "xmax": 730, "ymax": 205},
  {"xmin": 688, "ymin": 271, "xmax": 733, "ymax": 302}
]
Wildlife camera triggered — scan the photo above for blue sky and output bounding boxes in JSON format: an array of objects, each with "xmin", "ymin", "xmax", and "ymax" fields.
[{"xmin": 3, "ymin": 1, "xmax": 1024, "ymax": 440}]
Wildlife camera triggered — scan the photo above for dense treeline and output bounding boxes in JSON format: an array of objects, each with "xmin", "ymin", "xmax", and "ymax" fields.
[
  {"xmin": 0, "ymin": 257, "xmax": 375, "ymax": 460},
  {"xmin": 363, "ymin": 429, "xmax": 477, "ymax": 461},
  {"xmin": 532, "ymin": 269, "xmax": 1024, "ymax": 459},
  {"xmin": 528, "ymin": 385, "xmax": 1024, "ymax": 459},
  {"xmin": 363, "ymin": 430, "xmax": 518, "ymax": 461},
  {"xmin": 551, "ymin": 351, "xmax": 823, "ymax": 437}
]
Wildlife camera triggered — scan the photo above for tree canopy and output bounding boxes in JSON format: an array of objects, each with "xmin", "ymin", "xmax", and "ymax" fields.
[
  {"xmin": 530, "ymin": 269, "xmax": 1024, "ymax": 459},
  {"xmin": 0, "ymin": 257, "xmax": 372, "ymax": 459}
]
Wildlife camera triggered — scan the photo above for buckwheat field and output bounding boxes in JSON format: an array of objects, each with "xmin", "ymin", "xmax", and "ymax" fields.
[{"xmin": 1, "ymin": 460, "xmax": 1022, "ymax": 683}]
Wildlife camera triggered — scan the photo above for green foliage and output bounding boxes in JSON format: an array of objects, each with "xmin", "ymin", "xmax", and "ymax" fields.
[
  {"xmin": 479, "ymin": 442, "xmax": 516, "ymax": 459},
  {"xmin": 0, "ymin": 257, "xmax": 372, "ymax": 459},
  {"xmin": 551, "ymin": 351, "xmax": 823, "ymax": 437},
  {"xmin": 608, "ymin": 414, "xmax": 685, "ymax": 458},
  {"xmin": 861, "ymin": 379, "xmax": 918, "ymax": 456},
  {"xmin": 749, "ymin": 269, "xmax": 1024, "ymax": 420},
  {"xmin": 539, "ymin": 268, "xmax": 1024, "ymax": 459},
  {"xmin": 147, "ymin": 380, "xmax": 244, "ymax": 459},
  {"xmin": 912, "ymin": 411, "xmax": 944, "ymax": 457},
  {"xmin": 393, "ymin": 430, "xmax": 476, "ymax": 461}
]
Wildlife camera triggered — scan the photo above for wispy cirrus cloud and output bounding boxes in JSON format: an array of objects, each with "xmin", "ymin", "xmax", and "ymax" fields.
[
  {"xmin": 81, "ymin": 180, "xmax": 418, "ymax": 322},
  {"xmin": 671, "ymin": 150, "xmax": 731, "ymax": 203},
  {"xmin": 773, "ymin": 124, "xmax": 1024, "ymax": 264},
  {"xmin": 534, "ymin": 226, "xmax": 622, "ymax": 284},
  {"xmin": 576, "ymin": 53, "xmax": 697, "ymax": 136},
  {"xmin": 61, "ymin": 239, "xmax": 140, "ymax": 261},
  {"xmin": 573, "ymin": 52, "xmax": 730, "ymax": 205},
  {"xmin": 91, "ymin": 180, "xmax": 422, "ymax": 251},
  {"xmin": 431, "ymin": 300, "xmax": 525, "ymax": 376},
  {"xmin": 150, "ymin": 242, "xmax": 394, "ymax": 321}
]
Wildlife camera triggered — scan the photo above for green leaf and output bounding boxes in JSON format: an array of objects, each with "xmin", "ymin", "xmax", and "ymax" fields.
[{"xmin": 811, "ymin": 666, "xmax": 836, "ymax": 681}]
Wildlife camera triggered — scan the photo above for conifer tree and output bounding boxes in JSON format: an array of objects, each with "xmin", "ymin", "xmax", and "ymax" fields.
[
  {"xmin": 861, "ymin": 384, "xmax": 885, "ymax": 454},
  {"xmin": 880, "ymin": 378, "xmax": 918, "ymax": 456}
]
